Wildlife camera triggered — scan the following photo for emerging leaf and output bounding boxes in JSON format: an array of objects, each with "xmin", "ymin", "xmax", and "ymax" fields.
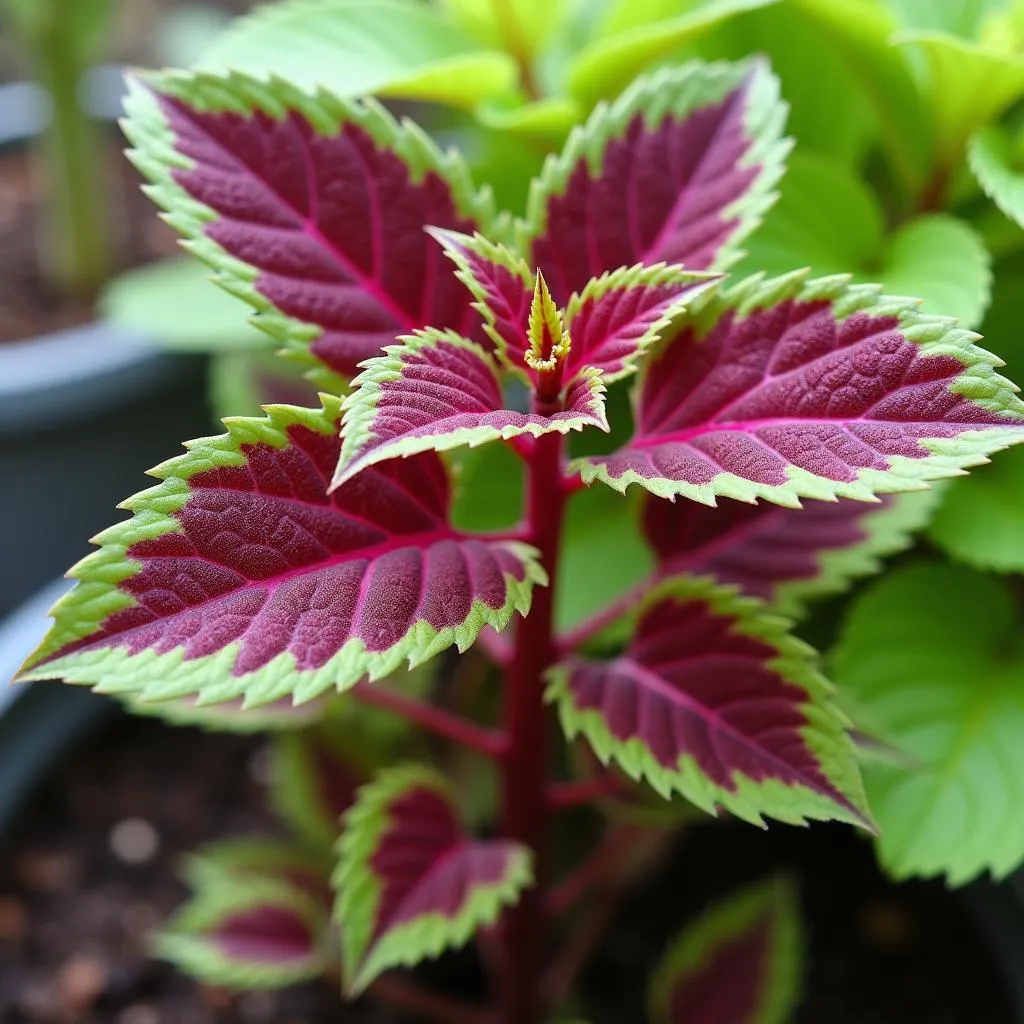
[
  {"xmin": 642, "ymin": 490, "xmax": 939, "ymax": 617},
  {"xmin": 832, "ymin": 563, "xmax": 1024, "ymax": 883},
  {"xmin": 433, "ymin": 229, "xmax": 714, "ymax": 380},
  {"xmin": 523, "ymin": 59, "xmax": 789, "ymax": 299},
  {"xmin": 155, "ymin": 874, "xmax": 332, "ymax": 989},
  {"xmin": 575, "ymin": 272, "xmax": 1024, "ymax": 506},
  {"xmin": 333, "ymin": 764, "xmax": 533, "ymax": 992},
  {"xmin": 19, "ymin": 398, "xmax": 545, "ymax": 708},
  {"xmin": 547, "ymin": 577, "xmax": 870, "ymax": 828},
  {"xmin": 648, "ymin": 878, "xmax": 802, "ymax": 1024},
  {"xmin": 929, "ymin": 445, "xmax": 1024, "ymax": 572},
  {"xmin": 333, "ymin": 330, "xmax": 608, "ymax": 487},
  {"xmin": 122, "ymin": 69, "xmax": 494, "ymax": 381}
]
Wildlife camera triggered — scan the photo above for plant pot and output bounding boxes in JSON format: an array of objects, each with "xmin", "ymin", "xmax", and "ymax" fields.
[
  {"xmin": 0, "ymin": 580, "xmax": 111, "ymax": 836},
  {"xmin": 0, "ymin": 72, "xmax": 213, "ymax": 616}
]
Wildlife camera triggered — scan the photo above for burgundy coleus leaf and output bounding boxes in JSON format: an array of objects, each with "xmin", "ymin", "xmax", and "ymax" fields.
[
  {"xmin": 648, "ymin": 878, "xmax": 802, "ymax": 1024},
  {"xmin": 431, "ymin": 228, "xmax": 716, "ymax": 381},
  {"xmin": 333, "ymin": 764, "xmax": 533, "ymax": 993},
  {"xmin": 332, "ymin": 328, "xmax": 608, "ymax": 488},
  {"xmin": 122, "ymin": 69, "xmax": 495, "ymax": 381},
  {"xmin": 575, "ymin": 273, "xmax": 1024, "ymax": 506},
  {"xmin": 269, "ymin": 721, "xmax": 368, "ymax": 852},
  {"xmin": 641, "ymin": 489, "xmax": 940, "ymax": 618},
  {"xmin": 547, "ymin": 576, "xmax": 870, "ymax": 828},
  {"xmin": 154, "ymin": 873, "xmax": 332, "ymax": 989},
  {"xmin": 19, "ymin": 397, "xmax": 546, "ymax": 708},
  {"xmin": 520, "ymin": 58, "xmax": 788, "ymax": 303}
]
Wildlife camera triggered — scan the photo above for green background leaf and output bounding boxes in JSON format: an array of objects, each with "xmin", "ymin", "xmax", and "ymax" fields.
[
  {"xmin": 929, "ymin": 445, "xmax": 1024, "ymax": 572},
  {"xmin": 100, "ymin": 258, "xmax": 269, "ymax": 352},
  {"xmin": 832, "ymin": 563, "xmax": 1024, "ymax": 884},
  {"xmin": 878, "ymin": 214, "xmax": 992, "ymax": 329},
  {"xmin": 198, "ymin": 0, "xmax": 518, "ymax": 110},
  {"xmin": 970, "ymin": 124, "xmax": 1024, "ymax": 229}
]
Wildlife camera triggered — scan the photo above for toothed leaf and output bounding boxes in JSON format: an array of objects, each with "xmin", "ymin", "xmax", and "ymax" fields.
[
  {"xmin": 574, "ymin": 273, "xmax": 1024, "ymax": 506},
  {"xmin": 20, "ymin": 398, "xmax": 546, "ymax": 708},
  {"xmin": 334, "ymin": 330, "xmax": 608, "ymax": 487},
  {"xmin": 155, "ymin": 874, "xmax": 331, "ymax": 989},
  {"xmin": 642, "ymin": 490, "xmax": 940, "ymax": 618},
  {"xmin": 547, "ymin": 577, "xmax": 870, "ymax": 828},
  {"xmin": 333, "ymin": 764, "xmax": 533, "ymax": 993},
  {"xmin": 970, "ymin": 124, "xmax": 1024, "ymax": 229},
  {"xmin": 523, "ymin": 59, "xmax": 788, "ymax": 302},
  {"xmin": 198, "ymin": 0, "xmax": 518, "ymax": 110},
  {"xmin": 929, "ymin": 445, "xmax": 1024, "ymax": 572},
  {"xmin": 442, "ymin": 0, "xmax": 569, "ymax": 58},
  {"xmin": 649, "ymin": 878, "xmax": 802, "ymax": 1024},
  {"xmin": 833, "ymin": 564, "xmax": 1024, "ymax": 884},
  {"xmin": 123, "ymin": 69, "xmax": 493, "ymax": 382}
]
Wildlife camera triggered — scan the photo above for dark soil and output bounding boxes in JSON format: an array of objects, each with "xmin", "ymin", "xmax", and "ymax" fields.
[
  {"xmin": 0, "ymin": 711, "xmax": 1017, "ymax": 1023},
  {"xmin": 0, "ymin": 142, "xmax": 179, "ymax": 343}
]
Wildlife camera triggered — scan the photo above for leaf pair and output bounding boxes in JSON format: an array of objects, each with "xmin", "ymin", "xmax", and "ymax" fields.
[{"xmin": 123, "ymin": 58, "xmax": 784, "ymax": 384}]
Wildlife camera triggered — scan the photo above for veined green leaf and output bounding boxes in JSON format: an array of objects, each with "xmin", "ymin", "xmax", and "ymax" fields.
[{"xmin": 832, "ymin": 563, "xmax": 1024, "ymax": 884}]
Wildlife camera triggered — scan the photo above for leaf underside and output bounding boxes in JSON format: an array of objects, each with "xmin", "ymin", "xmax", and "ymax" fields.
[
  {"xmin": 548, "ymin": 576, "xmax": 870, "ymax": 828},
  {"xmin": 19, "ymin": 398, "xmax": 545, "ymax": 708},
  {"xmin": 642, "ymin": 488, "xmax": 939, "ymax": 617},
  {"xmin": 576, "ymin": 272, "xmax": 1024, "ymax": 506},
  {"xmin": 334, "ymin": 764, "xmax": 532, "ymax": 992}
]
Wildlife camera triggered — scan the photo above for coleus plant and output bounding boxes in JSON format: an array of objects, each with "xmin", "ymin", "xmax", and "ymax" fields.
[{"xmin": 18, "ymin": 50, "xmax": 1024, "ymax": 1023}]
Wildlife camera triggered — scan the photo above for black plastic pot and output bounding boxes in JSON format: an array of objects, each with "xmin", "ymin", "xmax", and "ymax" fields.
[
  {"xmin": 0, "ymin": 72, "xmax": 212, "ymax": 616},
  {"xmin": 0, "ymin": 581, "xmax": 111, "ymax": 834}
]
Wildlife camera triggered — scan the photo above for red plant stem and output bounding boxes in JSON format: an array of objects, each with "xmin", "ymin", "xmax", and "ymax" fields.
[
  {"xmin": 371, "ymin": 973, "xmax": 489, "ymax": 1024},
  {"xmin": 547, "ymin": 774, "xmax": 623, "ymax": 811},
  {"xmin": 557, "ymin": 580, "xmax": 651, "ymax": 654},
  {"xmin": 548, "ymin": 824, "xmax": 644, "ymax": 915},
  {"xmin": 351, "ymin": 682, "xmax": 507, "ymax": 758},
  {"xmin": 498, "ymin": 431, "xmax": 568, "ymax": 1024}
]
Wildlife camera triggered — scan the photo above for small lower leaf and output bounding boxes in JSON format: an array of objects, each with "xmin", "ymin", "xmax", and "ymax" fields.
[
  {"xmin": 333, "ymin": 763, "xmax": 533, "ymax": 993},
  {"xmin": 155, "ymin": 875, "xmax": 331, "ymax": 989},
  {"xmin": 648, "ymin": 877, "xmax": 802, "ymax": 1024},
  {"xmin": 547, "ymin": 576, "xmax": 870, "ymax": 829}
]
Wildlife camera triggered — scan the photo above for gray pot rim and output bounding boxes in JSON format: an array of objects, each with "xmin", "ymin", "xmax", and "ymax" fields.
[{"xmin": 0, "ymin": 70, "xmax": 189, "ymax": 436}]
